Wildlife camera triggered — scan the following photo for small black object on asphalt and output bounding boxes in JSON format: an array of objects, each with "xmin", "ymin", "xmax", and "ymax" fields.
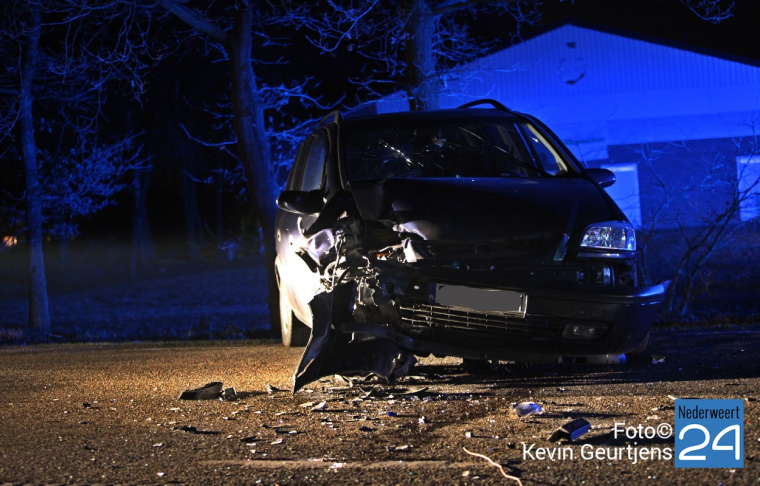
[
  {"xmin": 548, "ymin": 418, "xmax": 591, "ymax": 442},
  {"xmin": 179, "ymin": 382, "xmax": 223, "ymax": 400}
]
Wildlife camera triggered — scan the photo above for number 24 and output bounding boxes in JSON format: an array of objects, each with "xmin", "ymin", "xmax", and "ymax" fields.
[{"xmin": 679, "ymin": 424, "xmax": 741, "ymax": 461}]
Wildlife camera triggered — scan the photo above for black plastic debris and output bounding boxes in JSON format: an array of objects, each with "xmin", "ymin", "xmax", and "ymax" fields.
[
  {"xmin": 548, "ymin": 418, "xmax": 591, "ymax": 442},
  {"xmin": 178, "ymin": 382, "xmax": 223, "ymax": 400},
  {"xmin": 358, "ymin": 426, "xmax": 375, "ymax": 432},
  {"xmin": 266, "ymin": 384, "xmax": 287, "ymax": 394},
  {"xmin": 222, "ymin": 387, "xmax": 237, "ymax": 400}
]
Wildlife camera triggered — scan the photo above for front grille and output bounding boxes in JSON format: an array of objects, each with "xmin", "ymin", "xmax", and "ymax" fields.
[{"xmin": 399, "ymin": 302, "xmax": 564, "ymax": 339}]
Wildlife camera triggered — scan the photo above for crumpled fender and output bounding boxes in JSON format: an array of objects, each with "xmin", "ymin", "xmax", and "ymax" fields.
[{"xmin": 292, "ymin": 283, "xmax": 416, "ymax": 392}]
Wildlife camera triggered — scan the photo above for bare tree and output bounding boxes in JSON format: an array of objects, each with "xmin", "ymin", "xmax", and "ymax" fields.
[
  {"xmin": 636, "ymin": 129, "xmax": 759, "ymax": 318},
  {"xmin": 159, "ymin": 0, "xmax": 335, "ymax": 332},
  {"xmin": 282, "ymin": 0, "xmax": 540, "ymax": 111},
  {"xmin": 0, "ymin": 1, "xmax": 151, "ymax": 330},
  {"xmin": 680, "ymin": 0, "xmax": 734, "ymax": 23}
]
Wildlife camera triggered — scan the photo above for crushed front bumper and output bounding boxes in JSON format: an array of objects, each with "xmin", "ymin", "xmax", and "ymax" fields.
[
  {"xmin": 395, "ymin": 281, "xmax": 670, "ymax": 359},
  {"xmin": 292, "ymin": 279, "xmax": 669, "ymax": 391}
]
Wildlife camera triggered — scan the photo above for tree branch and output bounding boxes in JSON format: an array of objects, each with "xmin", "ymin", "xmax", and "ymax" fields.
[
  {"xmin": 432, "ymin": 0, "xmax": 523, "ymax": 16},
  {"xmin": 160, "ymin": 0, "xmax": 228, "ymax": 44}
]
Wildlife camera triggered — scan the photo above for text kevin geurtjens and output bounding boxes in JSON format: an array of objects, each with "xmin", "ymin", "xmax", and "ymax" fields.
[{"xmin": 523, "ymin": 443, "xmax": 673, "ymax": 464}]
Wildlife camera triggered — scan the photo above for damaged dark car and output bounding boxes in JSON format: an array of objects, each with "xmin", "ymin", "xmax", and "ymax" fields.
[{"xmin": 275, "ymin": 100, "xmax": 668, "ymax": 391}]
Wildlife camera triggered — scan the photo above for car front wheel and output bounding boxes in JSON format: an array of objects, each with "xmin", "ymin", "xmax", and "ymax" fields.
[{"xmin": 280, "ymin": 290, "xmax": 310, "ymax": 347}]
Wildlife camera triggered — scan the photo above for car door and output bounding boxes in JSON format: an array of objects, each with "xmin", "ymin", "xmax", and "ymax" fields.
[{"xmin": 275, "ymin": 131, "xmax": 329, "ymax": 325}]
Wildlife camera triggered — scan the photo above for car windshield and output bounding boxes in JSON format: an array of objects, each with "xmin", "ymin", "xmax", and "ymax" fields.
[{"xmin": 344, "ymin": 112, "xmax": 577, "ymax": 182}]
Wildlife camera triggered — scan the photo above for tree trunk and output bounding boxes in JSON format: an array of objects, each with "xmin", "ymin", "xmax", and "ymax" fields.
[
  {"xmin": 227, "ymin": 3, "xmax": 281, "ymax": 334},
  {"xmin": 405, "ymin": 0, "xmax": 440, "ymax": 111},
  {"xmin": 19, "ymin": 5, "xmax": 50, "ymax": 331}
]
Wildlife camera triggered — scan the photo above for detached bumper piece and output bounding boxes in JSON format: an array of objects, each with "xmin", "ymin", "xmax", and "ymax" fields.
[{"xmin": 293, "ymin": 286, "xmax": 416, "ymax": 392}]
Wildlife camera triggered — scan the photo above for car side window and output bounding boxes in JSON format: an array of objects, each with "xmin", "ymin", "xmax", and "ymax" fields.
[
  {"xmin": 301, "ymin": 135, "xmax": 327, "ymax": 191},
  {"xmin": 522, "ymin": 124, "xmax": 568, "ymax": 176}
]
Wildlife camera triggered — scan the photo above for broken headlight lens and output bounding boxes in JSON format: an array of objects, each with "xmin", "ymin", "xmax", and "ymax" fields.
[{"xmin": 580, "ymin": 222, "xmax": 635, "ymax": 251}]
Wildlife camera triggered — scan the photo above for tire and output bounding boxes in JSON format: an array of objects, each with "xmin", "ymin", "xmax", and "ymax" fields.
[{"xmin": 280, "ymin": 290, "xmax": 310, "ymax": 347}]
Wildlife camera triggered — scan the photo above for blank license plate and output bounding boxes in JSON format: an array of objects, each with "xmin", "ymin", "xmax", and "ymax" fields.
[{"xmin": 434, "ymin": 284, "xmax": 527, "ymax": 315}]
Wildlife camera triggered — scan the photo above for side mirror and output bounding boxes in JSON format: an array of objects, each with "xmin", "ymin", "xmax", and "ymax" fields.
[
  {"xmin": 277, "ymin": 190, "xmax": 323, "ymax": 214},
  {"xmin": 586, "ymin": 168, "xmax": 616, "ymax": 188}
]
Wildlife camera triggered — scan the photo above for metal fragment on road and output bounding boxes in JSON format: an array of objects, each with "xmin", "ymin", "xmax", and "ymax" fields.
[{"xmin": 513, "ymin": 401, "xmax": 543, "ymax": 417}]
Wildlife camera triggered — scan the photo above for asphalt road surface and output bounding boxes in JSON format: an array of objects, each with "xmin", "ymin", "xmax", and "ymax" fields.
[{"xmin": 1, "ymin": 327, "xmax": 758, "ymax": 485}]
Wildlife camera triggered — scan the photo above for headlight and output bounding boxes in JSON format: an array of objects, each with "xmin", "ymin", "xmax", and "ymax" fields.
[{"xmin": 580, "ymin": 221, "xmax": 635, "ymax": 251}]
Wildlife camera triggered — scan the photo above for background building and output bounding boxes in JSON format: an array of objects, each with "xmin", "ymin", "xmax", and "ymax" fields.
[{"xmin": 364, "ymin": 23, "xmax": 760, "ymax": 229}]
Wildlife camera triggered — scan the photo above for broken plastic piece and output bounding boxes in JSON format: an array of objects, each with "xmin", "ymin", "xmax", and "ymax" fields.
[
  {"xmin": 652, "ymin": 355, "xmax": 666, "ymax": 364},
  {"xmin": 387, "ymin": 445, "xmax": 411, "ymax": 452},
  {"xmin": 513, "ymin": 402, "xmax": 543, "ymax": 417},
  {"xmin": 221, "ymin": 387, "xmax": 237, "ymax": 400},
  {"xmin": 310, "ymin": 401, "xmax": 327, "ymax": 411},
  {"xmin": 548, "ymin": 418, "xmax": 590, "ymax": 442},
  {"xmin": 266, "ymin": 384, "xmax": 287, "ymax": 394},
  {"xmin": 178, "ymin": 382, "xmax": 223, "ymax": 400}
]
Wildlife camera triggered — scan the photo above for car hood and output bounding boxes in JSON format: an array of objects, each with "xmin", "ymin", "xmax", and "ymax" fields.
[{"xmin": 349, "ymin": 177, "xmax": 617, "ymax": 242}]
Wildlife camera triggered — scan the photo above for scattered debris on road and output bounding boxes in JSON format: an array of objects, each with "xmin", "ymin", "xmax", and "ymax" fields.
[
  {"xmin": 266, "ymin": 384, "xmax": 288, "ymax": 394},
  {"xmin": 548, "ymin": 418, "xmax": 591, "ymax": 442},
  {"xmin": 178, "ymin": 382, "xmax": 223, "ymax": 400},
  {"xmin": 513, "ymin": 401, "xmax": 544, "ymax": 417}
]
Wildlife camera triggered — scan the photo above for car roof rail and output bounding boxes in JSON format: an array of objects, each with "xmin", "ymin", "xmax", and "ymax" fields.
[
  {"xmin": 457, "ymin": 99, "xmax": 512, "ymax": 112},
  {"xmin": 317, "ymin": 110, "xmax": 342, "ymax": 128}
]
